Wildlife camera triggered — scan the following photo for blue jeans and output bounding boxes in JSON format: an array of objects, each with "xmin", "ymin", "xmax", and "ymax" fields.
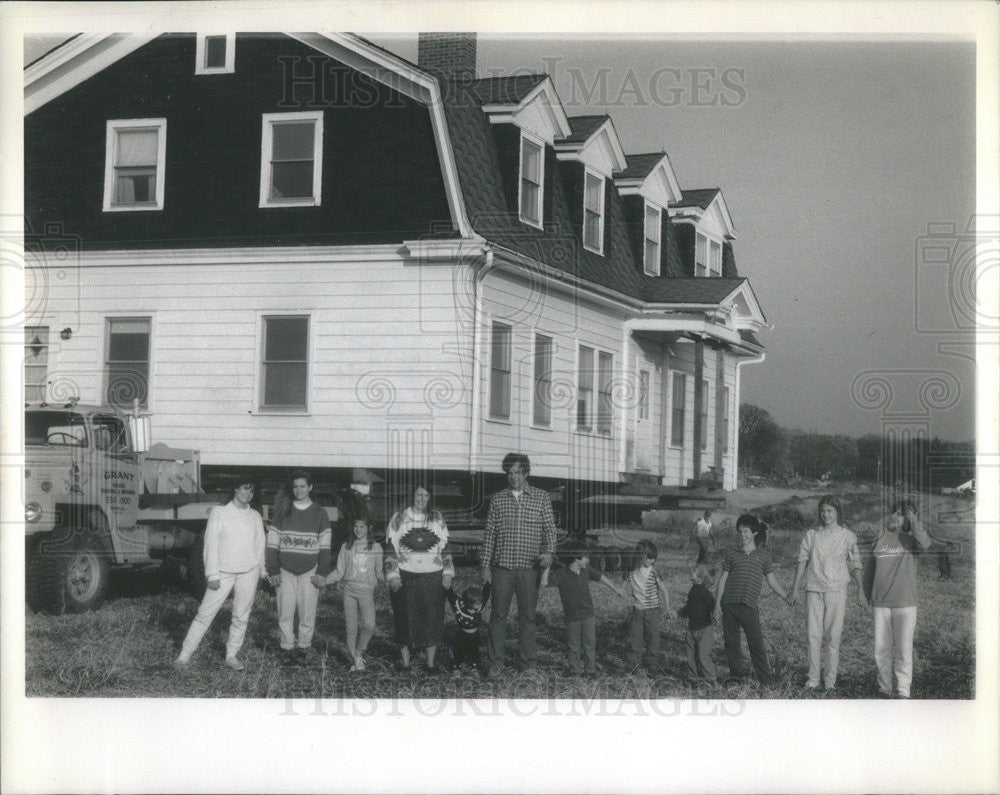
[
  {"xmin": 487, "ymin": 567, "xmax": 539, "ymax": 668},
  {"xmin": 627, "ymin": 607, "xmax": 661, "ymax": 669},
  {"xmin": 566, "ymin": 615, "xmax": 597, "ymax": 674}
]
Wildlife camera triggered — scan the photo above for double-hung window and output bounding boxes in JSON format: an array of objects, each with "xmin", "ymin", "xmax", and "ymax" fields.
[
  {"xmin": 720, "ymin": 385, "xmax": 731, "ymax": 454},
  {"xmin": 195, "ymin": 33, "xmax": 235, "ymax": 74},
  {"xmin": 695, "ymin": 232, "xmax": 708, "ymax": 277},
  {"xmin": 489, "ymin": 322, "xmax": 512, "ymax": 420},
  {"xmin": 532, "ymin": 333, "xmax": 553, "ymax": 426},
  {"xmin": 260, "ymin": 112, "xmax": 324, "ymax": 207},
  {"xmin": 709, "ymin": 238, "xmax": 722, "ymax": 275},
  {"xmin": 103, "ymin": 119, "xmax": 167, "ymax": 211},
  {"xmin": 576, "ymin": 345, "xmax": 594, "ymax": 430},
  {"xmin": 670, "ymin": 372, "xmax": 686, "ymax": 447},
  {"xmin": 24, "ymin": 326, "xmax": 49, "ymax": 403},
  {"xmin": 644, "ymin": 203, "xmax": 661, "ymax": 276},
  {"xmin": 583, "ymin": 170, "xmax": 604, "ymax": 254},
  {"xmin": 519, "ymin": 135, "xmax": 544, "ymax": 227},
  {"xmin": 597, "ymin": 351, "xmax": 614, "ymax": 434},
  {"xmin": 261, "ymin": 316, "xmax": 309, "ymax": 410},
  {"xmin": 106, "ymin": 318, "xmax": 151, "ymax": 408}
]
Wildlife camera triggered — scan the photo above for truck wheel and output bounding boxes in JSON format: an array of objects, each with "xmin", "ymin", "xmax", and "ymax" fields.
[
  {"xmin": 187, "ymin": 534, "xmax": 206, "ymax": 596},
  {"xmin": 27, "ymin": 545, "xmax": 67, "ymax": 615},
  {"xmin": 63, "ymin": 535, "xmax": 110, "ymax": 613}
]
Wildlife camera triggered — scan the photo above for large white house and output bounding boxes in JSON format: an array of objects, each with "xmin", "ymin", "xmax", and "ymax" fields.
[{"xmin": 23, "ymin": 32, "xmax": 766, "ymax": 502}]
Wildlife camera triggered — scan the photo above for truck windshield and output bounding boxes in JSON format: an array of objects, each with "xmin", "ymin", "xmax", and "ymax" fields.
[{"xmin": 26, "ymin": 411, "xmax": 87, "ymax": 447}]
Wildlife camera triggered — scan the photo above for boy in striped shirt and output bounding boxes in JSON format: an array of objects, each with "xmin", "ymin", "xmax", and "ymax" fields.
[{"xmin": 624, "ymin": 539, "xmax": 674, "ymax": 672}]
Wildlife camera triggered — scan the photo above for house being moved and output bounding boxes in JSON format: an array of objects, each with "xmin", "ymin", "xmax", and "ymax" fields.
[{"xmin": 23, "ymin": 32, "xmax": 766, "ymax": 515}]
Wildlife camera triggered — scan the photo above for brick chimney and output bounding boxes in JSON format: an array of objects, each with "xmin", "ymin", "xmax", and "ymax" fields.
[{"xmin": 417, "ymin": 33, "xmax": 477, "ymax": 82}]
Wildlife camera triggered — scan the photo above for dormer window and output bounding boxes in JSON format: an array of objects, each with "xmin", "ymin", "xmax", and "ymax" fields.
[
  {"xmin": 102, "ymin": 119, "xmax": 167, "ymax": 212},
  {"xmin": 695, "ymin": 231, "xmax": 722, "ymax": 277},
  {"xmin": 519, "ymin": 134, "xmax": 544, "ymax": 228},
  {"xmin": 196, "ymin": 34, "xmax": 235, "ymax": 74},
  {"xmin": 583, "ymin": 169, "xmax": 604, "ymax": 254},
  {"xmin": 644, "ymin": 203, "xmax": 661, "ymax": 276}
]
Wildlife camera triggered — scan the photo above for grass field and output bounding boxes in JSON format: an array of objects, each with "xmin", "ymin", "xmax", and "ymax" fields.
[{"xmin": 23, "ymin": 489, "xmax": 975, "ymax": 700}]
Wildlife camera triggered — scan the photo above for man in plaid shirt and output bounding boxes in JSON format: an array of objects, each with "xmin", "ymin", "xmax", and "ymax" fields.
[{"xmin": 480, "ymin": 453, "xmax": 557, "ymax": 675}]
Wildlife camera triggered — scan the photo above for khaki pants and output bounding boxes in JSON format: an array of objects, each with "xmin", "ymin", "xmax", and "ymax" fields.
[
  {"xmin": 277, "ymin": 567, "xmax": 319, "ymax": 650},
  {"xmin": 806, "ymin": 588, "xmax": 848, "ymax": 688}
]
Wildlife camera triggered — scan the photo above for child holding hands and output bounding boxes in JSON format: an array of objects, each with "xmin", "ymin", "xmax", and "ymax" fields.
[
  {"xmin": 541, "ymin": 541, "xmax": 624, "ymax": 676},
  {"xmin": 624, "ymin": 539, "xmax": 675, "ymax": 672},
  {"xmin": 677, "ymin": 564, "xmax": 718, "ymax": 684},
  {"xmin": 323, "ymin": 517, "xmax": 384, "ymax": 671}
]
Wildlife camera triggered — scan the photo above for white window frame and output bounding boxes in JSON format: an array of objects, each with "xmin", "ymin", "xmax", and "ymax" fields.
[
  {"xmin": 696, "ymin": 230, "xmax": 723, "ymax": 277},
  {"xmin": 720, "ymin": 384, "xmax": 731, "ymax": 454},
  {"xmin": 259, "ymin": 111, "xmax": 324, "ymax": 208},
  {"xmin": 489, "ymin": 321, "xmax": 513, "ymax": 421},
  {"xmin": 257, "ymin": 313, "xmax": 311, "ymax": 413},
  {"xmin": 532, "ymin": 332, "xmax": 553, "ymax": 428},
  {"xmin": 103, "ymin": 118, "xmax": 167, "ymax": 212},
  {"xmin": 597, "ymin": 350, "xmax": 614, "ymax": 434},
  {"xmin": 518, "ymin": 132, "xmax": 545, "ymax": 229},
  {"xmin": 643, "ymin": 202, "xmax": 661, "ymax": 276},
  {"xmin": 669, "ymin": 371, "xmax": 686, "ymax": 449},
  {"xmin": 638, "ymin": 369, "xmax": 650, "ymax": 421},
  {"xmin": 582, "ymin": 168, "xmax": 605, "ymax": 255},
  {"xmin": 105, "ymin": 317, "xmax": 152, "ymax": 409},
  {"xmin": 24, "ymin": 325, "xmax": 49, "ymax": 403},
  {"xmin": 576, "ymin": 344, "xmax": 594, "ymax": 431},
  {"xmin": 195, "ymin": 33, "xmax": 235, "ymax": 75}
]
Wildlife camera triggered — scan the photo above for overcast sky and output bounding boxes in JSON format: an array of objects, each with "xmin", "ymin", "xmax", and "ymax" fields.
[{"xmin": 19, "ymin": 32, "xmax": 978, "ymax": 442}]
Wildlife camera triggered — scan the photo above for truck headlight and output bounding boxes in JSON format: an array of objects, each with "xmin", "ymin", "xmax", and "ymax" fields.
[{"xmin": 25, "ymin": 502, "xmax": 43, "ymax": 523}]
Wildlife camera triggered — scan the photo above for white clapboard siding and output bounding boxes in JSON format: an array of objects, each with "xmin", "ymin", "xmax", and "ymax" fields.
[
  {"xmin": 26, "ymin": 252, "xmax": 476, "ymax": 470},
  {"xmin": 477, "ymin": 268, "xmax": 624, "ymax": 482}
]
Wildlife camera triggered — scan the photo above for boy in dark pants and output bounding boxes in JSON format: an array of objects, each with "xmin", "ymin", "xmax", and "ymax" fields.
[
  {"xmin": 677, "ymin": 564, "xmax": 718, "ymax": 683},
  {"xmin": 445, "ymin": 583, "xmax": 491, "ymax": 668},
  {"xmin": 541, "ymin": 542, "xmax": 624, "ymax": 676}
]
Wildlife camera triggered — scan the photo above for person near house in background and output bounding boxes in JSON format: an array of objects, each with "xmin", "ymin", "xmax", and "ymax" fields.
[
  {"xmin": 385, "ymin": 483, "xmax": 454, "ymax": 673},
  {"xmin": 692, "ymin": 509, "xmax": 714, "ymax": 564},
  {"xmin": 266, "ymin": 469, "xmax": 332, "ymax": 663},
  {"xmin": 788, "ymin": 496, "xmax": 866, "ymax": 692},
  {"xmin": 713, "ymin": 514, "xmax": 790, "ymax": 686},
  {"xmin": 480, "ymin": 452, "xmax": 558, "ymax": 677},
  {"xmin": 175, "ymin": 480, "xmax": 266, "ymax": 671},
  {"xmin": 863, "ymin": 499, "xmax": 931, "ymax": 698}
]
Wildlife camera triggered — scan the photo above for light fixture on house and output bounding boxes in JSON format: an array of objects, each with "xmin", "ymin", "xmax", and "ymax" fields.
[{"xmin": 60, "ymin": 327, "xmax": 72, "ymax": 340}]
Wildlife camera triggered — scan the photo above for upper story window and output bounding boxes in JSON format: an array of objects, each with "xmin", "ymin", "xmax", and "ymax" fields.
[
  {"xmin": 103, "ymin": 119, "xmax": 167, "ymax": 212},
  {"xmin": 259, "ymin": 112, "xmax": 324, "ymax": 208},
  {"xmin": 695, "ymin": 231, "xmax": 723, "ymax": 277},
  {"xmin": 644, "ymin": 203, "xmax": 661, "ymax": 276},
  {"xmin": 519, "ymin": 134, "xmax": 544, "ymax": 228},
  {"xmin": 195, "ymin": 33, "xmax": 235, "ymax": 74}
]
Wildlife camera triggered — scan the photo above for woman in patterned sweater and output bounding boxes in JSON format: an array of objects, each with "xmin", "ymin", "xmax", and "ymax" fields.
[{"xmin": 384, "ymin": 484, "xmax": 454, "ymax": 672}]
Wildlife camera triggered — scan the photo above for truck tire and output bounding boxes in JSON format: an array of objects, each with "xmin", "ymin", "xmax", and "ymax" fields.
[
  {"xmin": 27, "ymin": 544, "xmax": 67, "ymax": 615},
  {"xmin": 63, "ymin": 534, "xmax": 111, "ymax": 613},
  {"xmin": 187, "ymin": 534, "xmax": 206, "ymax": 596}
]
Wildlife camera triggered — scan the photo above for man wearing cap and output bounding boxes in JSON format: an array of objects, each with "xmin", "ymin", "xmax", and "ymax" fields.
[{"xmin": 480, "ymin": 452, "xmax": 557, "ymax": 675}]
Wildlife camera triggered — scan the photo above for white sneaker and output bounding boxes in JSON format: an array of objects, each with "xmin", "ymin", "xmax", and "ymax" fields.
[
  {"xmin": 225, "ymin": 656, "xmax": 245, "ymax": 671},
  {"xmin": 354, "ymin": 655, "xmax": 366, "ymax": 671},
  {"xmin": 173, "ymin": 655, "xmax": 190, "ymax": 668}
]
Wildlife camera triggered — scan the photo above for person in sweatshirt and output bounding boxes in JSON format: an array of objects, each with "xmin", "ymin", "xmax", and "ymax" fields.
[
  {"xmin": 175, "ymin": 481, "xmax": 266, "ymax": 671},
  {"xmin": 266, "ymin": 469, "xmax": 332, "ymax": 661},
  {"xmin": 324, "ymin": 517, "xmax": 384, "ymax": 671},
  {"xmin": 788, "ymin": 496, "xmax": 866, "ymax": 692},
  {"xmin": 864, "ymin": 499, "xmax": 931, "ymax": 698},
  {"xmin": 677, "ymin": 563, "xmax": 718, "ymax": 684},
  {"xmin": 445, "ymin": 582, "xmax": 491, "ymax": 669}
]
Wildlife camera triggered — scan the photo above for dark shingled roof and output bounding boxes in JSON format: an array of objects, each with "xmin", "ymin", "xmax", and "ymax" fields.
[
  {"xmin": 562, "ymin": 115, "xmax": 609, "ymax": 144},
  {"xmin": 739, "ymin": 330, "xmax": 764, "ymax": 348},
  {"xmin": 674, "ymin": 188, "xmax": 720, "ymax": 210},
  {"xmin": 465, "ymin": 74, "xmax": 548, "ymax": 105},
  {"xmin": 641, "ymin": 277, "xmax": 746, "ymax": 304},
  {"xmin": 615, "ymin": 152, "xmax": 665, "ymax": 180}
]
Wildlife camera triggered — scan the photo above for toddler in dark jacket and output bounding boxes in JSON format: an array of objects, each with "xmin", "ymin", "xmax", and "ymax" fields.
[
  {"xmin": 446, "ymin": 583, "xmax": 491, "ymax": 668},
  {"xmin": 677, "ymin": 564, "xmax": 718, "ymax": 684}
]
